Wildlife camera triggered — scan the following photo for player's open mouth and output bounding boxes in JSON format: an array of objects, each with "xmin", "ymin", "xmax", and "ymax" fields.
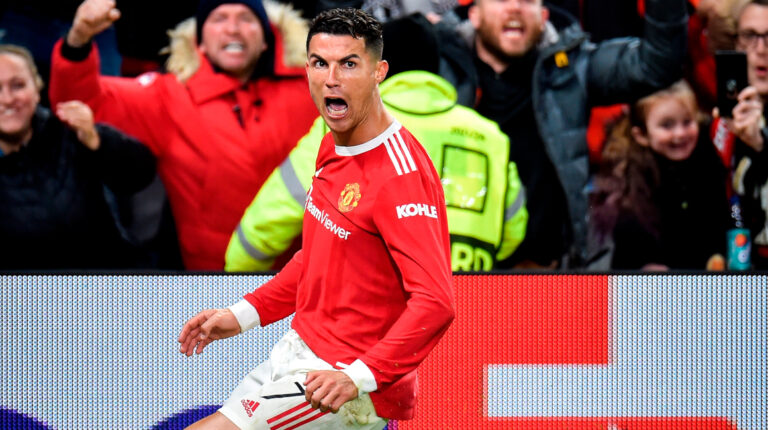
[{"xmin": 325, "ymin": 97, "xmax": 348, "ymax": 119}]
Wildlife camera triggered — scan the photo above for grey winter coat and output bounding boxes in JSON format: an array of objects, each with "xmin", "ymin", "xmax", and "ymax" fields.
[{"xmin": 433, "ymin": 0, "xmax": 689, "ymax": 267}]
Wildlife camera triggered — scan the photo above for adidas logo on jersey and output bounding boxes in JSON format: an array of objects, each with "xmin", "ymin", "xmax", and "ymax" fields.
[
  {"xmin": 396, "ymin": 203, "xmax": 437, "ymax": 219},
  {"xmin": 241, "ymin": 399, "xmax": 260, "ymax": 417}
]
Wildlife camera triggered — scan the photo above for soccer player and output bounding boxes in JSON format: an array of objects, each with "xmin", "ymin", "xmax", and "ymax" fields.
[{"xmin": 177, "ymin": 8, "xmax": 455, "ymax": 430}]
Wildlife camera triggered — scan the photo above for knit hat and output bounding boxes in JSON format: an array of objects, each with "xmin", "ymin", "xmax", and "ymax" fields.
[
  {"xmin": 196, "ymin": 0, "xmax": 275, "ymax": 49},
  {"xmin": 382, "ymin": 13, "xmax": 440, "ymax": 76}
]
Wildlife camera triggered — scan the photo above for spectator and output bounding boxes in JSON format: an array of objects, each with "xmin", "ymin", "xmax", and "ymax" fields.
[
  {"xmin": 423, "ymin": 0, "xmax": 688, "ymax": 268},
  {"xmin": 592, "ymin": 81, "xmax": 730, "ymax": 270},
  {"xmin": 0, "ymin": 44, "xmax": 156, "ymax": 270},
  {"xmin": 225, "ymin": 14, "xmax": 527, "ymax": 272},
  {"xmin": 48, "ymin": 0, "xmax": 318, "ymax": 270},
  {"xmin": 716, "ymin": 0, "xmax": 768, "ymax": 268},
  {"xmin": 685, "ymin": 0, "xmax": 743, "ymax": 111}
]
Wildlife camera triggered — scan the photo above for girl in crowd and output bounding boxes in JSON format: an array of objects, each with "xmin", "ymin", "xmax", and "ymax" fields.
[
  {"xmin": 593, "ymin": 81, "xmax": 731, "ymax": 270},
  {"xmin": 0, "ymin": 44, "xmax": 156, "ymax": 269}
]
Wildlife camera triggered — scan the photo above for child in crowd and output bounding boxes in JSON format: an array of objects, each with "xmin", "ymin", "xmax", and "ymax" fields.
[{"xmin": 592, "ymin": 81, "xmax": 731, "ymax": 270}]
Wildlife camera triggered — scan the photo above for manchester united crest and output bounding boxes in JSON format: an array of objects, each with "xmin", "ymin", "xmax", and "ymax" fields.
[{"xmin": 338, "ymin": 183, "xmax": 362, "ymax": 212}]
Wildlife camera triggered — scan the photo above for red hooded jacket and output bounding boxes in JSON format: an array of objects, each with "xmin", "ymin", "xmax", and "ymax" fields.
[{"xmin": 49, "ymin": 25, "xmax": 317, "ymax": 270}]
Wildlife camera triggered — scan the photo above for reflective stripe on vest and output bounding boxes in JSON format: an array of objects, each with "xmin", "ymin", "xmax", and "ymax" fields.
[
  {"xmin": 505, "ymin": 185, "xmax": 526, "ymax": 222},
  {"xmin": 236, "ymin": 223, "xmax": 271, "ymax": 261},
  {"xmin": 280, "ymin": 157, "xmax": 307, "ymax": 206}
]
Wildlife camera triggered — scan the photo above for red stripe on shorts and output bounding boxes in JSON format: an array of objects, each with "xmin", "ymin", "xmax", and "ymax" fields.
[
  {"xmin": 267, "ymin": 402, "xmax": 310, "ymax": 424},
  {"xmin": 271, "ymin": 405, "xmax": 316, "ymax": 430},
  {"xmin": 282, "ymin": 409, "xmax": 331, "ymax": 430}
]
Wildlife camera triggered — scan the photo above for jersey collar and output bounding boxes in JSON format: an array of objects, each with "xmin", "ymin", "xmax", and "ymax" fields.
[{"xmin": 335, "ymin": 120, "xmax": 402, "ymax": 156}]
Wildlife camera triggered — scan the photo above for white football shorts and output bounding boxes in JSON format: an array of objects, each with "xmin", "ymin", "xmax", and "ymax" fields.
[{"xmin": 219, "ymin": 329, "xmax": 386, "ymax": 430}]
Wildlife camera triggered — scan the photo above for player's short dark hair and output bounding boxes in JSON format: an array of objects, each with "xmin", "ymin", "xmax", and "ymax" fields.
[{"xmin": 307, "ymin": 8, "xmax": 384, "ymax": 60}]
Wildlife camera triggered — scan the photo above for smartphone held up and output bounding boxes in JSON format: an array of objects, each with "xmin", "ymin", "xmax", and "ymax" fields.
[{"xmin": 715, "ymin": 50, "xmax": 749, "ymax": 118}]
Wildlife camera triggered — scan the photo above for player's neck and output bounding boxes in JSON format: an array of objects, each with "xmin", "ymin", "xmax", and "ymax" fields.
[{"xmin": 333, "ymin": 99, "xmax": 393, "ymax": 147}]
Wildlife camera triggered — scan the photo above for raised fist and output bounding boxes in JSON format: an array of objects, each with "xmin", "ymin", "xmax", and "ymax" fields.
[{"xmin": 67, "ymin": 0, "xmax": 121, "ymax": 48}]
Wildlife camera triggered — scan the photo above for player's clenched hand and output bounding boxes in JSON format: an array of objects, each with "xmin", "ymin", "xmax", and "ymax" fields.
[
  {"xmin": 178, "ymin": 308, "xmax": 240, "ymax": 356},
  {"xmin": 304, "ymin": 370, "xmax": 358, "ymax": 413},
  {"xmin": 67, "ymin": 0, "xmax": 121, "ymax": 48}
]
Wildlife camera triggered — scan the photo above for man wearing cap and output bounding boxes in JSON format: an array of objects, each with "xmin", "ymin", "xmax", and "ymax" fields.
[{"xmin": 48, "ymin": 0, "xmax": 318, "ymax": 269}]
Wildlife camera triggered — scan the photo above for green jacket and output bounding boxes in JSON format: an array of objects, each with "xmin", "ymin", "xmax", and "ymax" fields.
[{"xmin": 225, "ymin": 71, "xmax": 527, "ymax": 271}]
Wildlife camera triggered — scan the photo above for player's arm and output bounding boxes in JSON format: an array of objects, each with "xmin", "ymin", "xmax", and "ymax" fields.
[
  {"xmin": 360, "ymin": 171, "xmax": 456, "ymax": 389},
  {"xmin": 178, "ymin": 308, "xmax": 241, "ymax": 356},
  {"xmin": 178, "ymin": 251, "xmax": 304, "ymax": 356}
]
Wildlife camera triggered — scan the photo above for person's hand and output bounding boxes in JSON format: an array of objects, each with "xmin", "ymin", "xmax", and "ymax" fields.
[
  {"xmin": 304, "ymin": 370, "xmax": 358, "ymax": 413},
  {"xmin": 67, "ymin": 0, "xmax": 121, "ymax": 48},
  {"xmin": 730, "ymin": 86, "xmax": 765, "ymax": 152},
  {"xmin": 56, "ymin": 101, "xmax": 100, "ymax": 151},
  {"xmin": 178, "ymin": 308, "xmax": 241, "ymax": 356}
]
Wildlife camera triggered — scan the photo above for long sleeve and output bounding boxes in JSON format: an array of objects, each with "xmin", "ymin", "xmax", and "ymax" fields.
[
  {"xmin": 586, "ymin": 0, "xmax": 688, "ymax": 105},
  {"xmin": 243, "ymin": 250, "xmax": 304, "ymax": 326},
  {"xmin": 362, "ymin": 172, "xmax": 455, "ymax": 388},
  {"xmin": 92, "ymin": 123, "xmax": 157, "ymax": 194},
  {"xmin": 49, "ymin": 39, "xmax": 169, "ymax": 155}
]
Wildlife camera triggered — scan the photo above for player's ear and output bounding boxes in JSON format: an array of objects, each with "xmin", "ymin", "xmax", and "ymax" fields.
[{"xmin": 375, "ymin": 60, "xmax": 389, "ymax": 84}]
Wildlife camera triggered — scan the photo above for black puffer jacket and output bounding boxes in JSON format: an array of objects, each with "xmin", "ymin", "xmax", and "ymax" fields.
[
  {"xmin": 433, "ymin": 0, "xmax": 688, "ymax": 267},
  {"xmin": 0, "ymin": 107, "xmax": 156, "ymax": 270}
]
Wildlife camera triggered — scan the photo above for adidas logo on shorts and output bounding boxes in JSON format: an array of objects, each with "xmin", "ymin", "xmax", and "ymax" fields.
[{"xmin": 241, "ymin": 399, "xmax": 260, "ymax": 417}]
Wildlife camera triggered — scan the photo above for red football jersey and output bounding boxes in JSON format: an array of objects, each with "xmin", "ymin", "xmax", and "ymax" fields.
[{"xmin": 244, "ymin": 120, "xmax": 454, "ymax": 420}]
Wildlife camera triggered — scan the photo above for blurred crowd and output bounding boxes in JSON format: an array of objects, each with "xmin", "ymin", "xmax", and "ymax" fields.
[{"xmin": 1, "ymin": 0, "xmax": 766, "ymax": 272}]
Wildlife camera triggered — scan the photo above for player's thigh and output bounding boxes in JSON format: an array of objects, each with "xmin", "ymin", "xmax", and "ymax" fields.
[{"xmin": 185, "ymin": 411, "xmax": 239, "ymax": 430}]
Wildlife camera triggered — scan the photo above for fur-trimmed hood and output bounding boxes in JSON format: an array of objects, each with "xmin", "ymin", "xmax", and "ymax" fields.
[{"xmin": 162, "ymin": 0, "xmax": 308, "ymax": 82}]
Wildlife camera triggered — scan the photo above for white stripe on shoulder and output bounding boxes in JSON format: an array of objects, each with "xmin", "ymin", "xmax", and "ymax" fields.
[
  {"xmin": 383, "ymin": 138, "xmax": 403, "ymax": 175},
  {"xmin": 388, "ymin": 136, "xmax": 410, "ymax": 174},
  {"xmin": 334, "ymin": 120, "xmax": 402, "ymax": 156},
  {"xmin": 394, "ymin": 130, "xmax": 417, "ymax": 172}
]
